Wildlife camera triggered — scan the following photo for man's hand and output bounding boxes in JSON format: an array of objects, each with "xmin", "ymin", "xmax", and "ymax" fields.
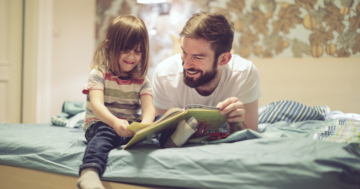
[
  {"xmin": 216, "ymin": 97, "xmax": 247, "ymax": 134},
  {"xmin": 112, "ymin": 119, "xmax": 134, "ymax": 137}
]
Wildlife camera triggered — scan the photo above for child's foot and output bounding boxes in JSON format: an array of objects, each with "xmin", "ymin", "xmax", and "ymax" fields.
[
  {"xmin": 164, "ymin": 116, "xmax": 197, "ymax": 148},
  {"xmin": 77, "ymin": 168, "xmax": 105, "ymax": 189}
]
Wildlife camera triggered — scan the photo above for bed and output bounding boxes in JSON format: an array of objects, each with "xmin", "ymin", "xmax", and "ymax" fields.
[{"xmin": 1, "ymin": 100, "xmax": 360, "ymax": 189}]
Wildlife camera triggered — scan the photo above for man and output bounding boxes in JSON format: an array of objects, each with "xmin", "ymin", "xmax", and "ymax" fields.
[{"xmin": 153, "ymin": 12, "xmax": 261, "ymax": 148}]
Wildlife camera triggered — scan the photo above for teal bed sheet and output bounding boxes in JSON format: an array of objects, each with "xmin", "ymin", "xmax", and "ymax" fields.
[{"xmin": 0, "ymin": 120, "xmax": 360, "ymax": 189}]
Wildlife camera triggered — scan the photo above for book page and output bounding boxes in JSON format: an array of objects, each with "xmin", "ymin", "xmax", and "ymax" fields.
[
  {"xmin": 155, "ymin": 107, "xmax": 184, "ymax": 123},
  {"xmin": 184, "ymin": 104, "xmax": 220, "ymax": 110},
  {"xmin": 186, "ymin": 109, "xmax": 226, "ymax": 130},
  {"xmin": 127, "ymin": 107, "xmax": 183, "ymax": 133},
  {"xmin": 123, "ymin": 108, "xmax": 186, "ymax": 149},
  {"xmin": 124, "ymin": 106, "xmax": 226, "ymax": 149},
  {"xmin": 128, "ymin": 122, "xmax": 151, "ymax": 133}
]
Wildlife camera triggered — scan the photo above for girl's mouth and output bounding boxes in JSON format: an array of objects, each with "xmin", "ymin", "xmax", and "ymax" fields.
[{"xmin": 124, "ymin": 60, "xmax": 134, "ymax": 65}]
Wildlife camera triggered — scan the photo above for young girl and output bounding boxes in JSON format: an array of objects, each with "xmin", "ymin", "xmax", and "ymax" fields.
[{"xmin": 77, "ymin": 15, "xmax": 155, "ymax": 189}]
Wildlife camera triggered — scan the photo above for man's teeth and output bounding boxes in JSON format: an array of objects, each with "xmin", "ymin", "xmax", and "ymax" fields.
[{"xmin": 187, "ymin": 70, "xmax": 198, "ymax": 74}]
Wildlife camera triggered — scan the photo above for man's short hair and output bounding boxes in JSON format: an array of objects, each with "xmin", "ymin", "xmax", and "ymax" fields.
[{"xmin": 180, "ymin": 12, "xmax": 234, "ymax": 60}]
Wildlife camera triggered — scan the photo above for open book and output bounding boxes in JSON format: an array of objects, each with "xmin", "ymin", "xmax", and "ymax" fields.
[{"xmin": 123, "ymin": 105, "xmax": 227, "ymax": 149}]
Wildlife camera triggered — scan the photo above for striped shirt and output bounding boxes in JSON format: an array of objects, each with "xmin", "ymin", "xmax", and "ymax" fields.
[{"xmin": 82, "ymin": 68, "xmax": 152, "ymax": 132}]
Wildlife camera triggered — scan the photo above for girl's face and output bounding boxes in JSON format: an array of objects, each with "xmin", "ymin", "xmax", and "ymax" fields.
[{"xmin": 118, "ymin": 44, "xmax": 142, "ymax": 77}]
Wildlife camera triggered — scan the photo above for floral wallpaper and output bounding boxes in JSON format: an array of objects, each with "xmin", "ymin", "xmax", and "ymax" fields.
[
  {"xmin": 227, "ymin": 0, "xmax": 360, "ymax": 58},
  {"xmin": 96, "ymin": 0, "xmax": 360, "ymax": 77}
]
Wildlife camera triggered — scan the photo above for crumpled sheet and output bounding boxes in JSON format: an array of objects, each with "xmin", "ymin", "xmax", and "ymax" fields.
[{"xmin": 0, "ymin": 121, "xmax": 360, "ymax": 189}]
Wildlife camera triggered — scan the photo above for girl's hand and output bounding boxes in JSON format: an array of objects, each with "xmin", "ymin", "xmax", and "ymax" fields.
[{"xmin": 113, "ymin": 119, "xmax": 134, "ymax": 137}]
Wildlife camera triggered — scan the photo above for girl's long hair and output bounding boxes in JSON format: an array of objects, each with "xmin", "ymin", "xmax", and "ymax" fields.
[{"xmin": 91, "ymin": 15, "xmax": 149, "ymax": 78}]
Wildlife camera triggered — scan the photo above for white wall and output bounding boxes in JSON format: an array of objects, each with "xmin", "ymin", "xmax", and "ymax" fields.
[
  {"xmin": 253, "ymin": 58, "xmax": 360, "ymax": 114},
  {"xmin": 52, "ymin": 0, "xmax": 95, "ymax": 116}
]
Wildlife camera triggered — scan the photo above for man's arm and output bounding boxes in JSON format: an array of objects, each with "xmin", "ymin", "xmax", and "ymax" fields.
[
  {"xmin": 217, "ymin": 97, "xmax": 258, "ymax": 134},
  {"xmin": 242, "ymin": 99, "xmax": 258, "ymax": 131}
]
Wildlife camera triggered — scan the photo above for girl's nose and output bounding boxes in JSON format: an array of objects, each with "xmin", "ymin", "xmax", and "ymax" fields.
[{"xmin": 127, "ymin": 50, "xmax": 136, "ymax": 60}]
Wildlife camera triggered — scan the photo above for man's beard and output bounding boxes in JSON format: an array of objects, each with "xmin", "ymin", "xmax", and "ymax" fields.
[{"xmin": 182, "ymin": 60, "xmax": 218, "ymax": 88}]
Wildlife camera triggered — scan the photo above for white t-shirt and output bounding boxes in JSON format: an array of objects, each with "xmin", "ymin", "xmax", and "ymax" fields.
[{"xmin": 152, "ymin": 54, "xmax": 261, "ymax": 110}]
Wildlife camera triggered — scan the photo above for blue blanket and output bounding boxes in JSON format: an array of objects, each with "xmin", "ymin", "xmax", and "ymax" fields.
[{"xmin": 0, "ymin": 120, "xmax": 359, "ymax": 189}]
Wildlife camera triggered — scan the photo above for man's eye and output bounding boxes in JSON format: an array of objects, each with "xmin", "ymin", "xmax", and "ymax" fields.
[{"xmin": 195, "ymin": 56, "xmax": 202, "ymax": 59}]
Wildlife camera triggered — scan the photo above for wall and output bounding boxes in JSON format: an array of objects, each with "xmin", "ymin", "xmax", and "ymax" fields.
[
  {"xmin": 51, "ymin": 0, "xmax": 95, "ymax": 117},
  {"xmin": 22, "ymin": 0, "xmax": 55, "ymax": 124},
  {"xmin": 253, "ymin": 58, "xmax": 360, "ymax": 113},
  {"xmin": 95, "ymin": 0, "xmax": 360, "ymax": 113},
  {"xmin": 12, "ymin": 0, "xmax": 358, "ymax": 123},
  {"xmin": 96, "ymin": 0, "xmax": 360, "ymax": 65}
]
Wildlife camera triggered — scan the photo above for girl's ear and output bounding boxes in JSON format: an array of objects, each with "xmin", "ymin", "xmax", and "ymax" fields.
[
  {"xmin": 218, "ymin": 52, "xmax": 232, "ymax": 66},
  {"xmin": 105, "ymin": 39, "xmax": 109, "ymax": 49}
]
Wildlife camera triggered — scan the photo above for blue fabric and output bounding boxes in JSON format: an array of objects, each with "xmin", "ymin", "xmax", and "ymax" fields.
[
  {"xmin": 258, "ymin": 100, "xmax": 328, "ymax": 124},
  {"xmin": 80, "ymin": 122, "xmax": 132, "ymax": 176},
  {"xmin": 53, "ymin": 100, "xmax": 328, "ymax": 129},
  {"xmin": 80, "ymin": 115, "xmax": 165, "ymax": 176},
  {"xmin": 62, "ymin": 101, "xmax": 86, "ymax": 116},
  {"xmin": 51, "ymin": 101, "xmax": 85, "ymax": 128},
  {"xmin": 0, "ymin": 121, "xmax": 360, "ymax": 189}
]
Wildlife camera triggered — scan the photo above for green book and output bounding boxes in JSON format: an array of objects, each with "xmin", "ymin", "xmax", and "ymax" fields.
[{"xmin": 123, "ymin": 105, "xmax": 227, "ymax": 149}]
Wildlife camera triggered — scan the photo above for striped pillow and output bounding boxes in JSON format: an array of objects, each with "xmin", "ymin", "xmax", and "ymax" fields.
[{"xmin": 258, "ymin": 100, "xmax": 327, "ymax": 124}]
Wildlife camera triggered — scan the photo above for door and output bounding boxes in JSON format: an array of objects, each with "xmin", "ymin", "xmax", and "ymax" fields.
[{"xmin": 0, "ymin": 0, "xmax": 23, "ymax": 123}]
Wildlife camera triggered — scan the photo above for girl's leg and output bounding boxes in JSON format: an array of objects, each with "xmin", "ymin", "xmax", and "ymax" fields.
[
  {"xmin": 78, "ymin": 122, "xmax": 131, "ymax": 189},
  {"xmin": 77, "ymin": 168, "xmax": 103, "ymax": 189}
]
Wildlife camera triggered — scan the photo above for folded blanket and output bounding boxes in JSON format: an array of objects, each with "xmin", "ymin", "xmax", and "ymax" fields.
[
  {"xmin": 258, "ymin": 100, "xmax": 329, "ymax": 124},
  {"xmin": 51, "ymin": 101, "xmax": 85, "ymax": 128}
]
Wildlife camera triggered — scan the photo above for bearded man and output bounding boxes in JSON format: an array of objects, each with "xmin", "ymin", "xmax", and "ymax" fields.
[{"xmin": 152, "ymin": 12, "xmax": 261, "ymax": 148}]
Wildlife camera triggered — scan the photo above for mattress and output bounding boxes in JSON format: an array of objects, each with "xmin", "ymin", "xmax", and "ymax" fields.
[{"xmin": 0, "ymin": 119, "xmax": 359, "ymax": 189}]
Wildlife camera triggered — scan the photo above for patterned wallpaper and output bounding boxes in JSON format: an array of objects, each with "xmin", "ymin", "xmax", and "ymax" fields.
[{"xmin": 96, "ymin": 0, "xmax": 360, "ymax": 77}]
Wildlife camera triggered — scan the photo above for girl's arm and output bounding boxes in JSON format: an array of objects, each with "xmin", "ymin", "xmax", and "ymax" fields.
[
  {"xmin": 89, "ymin": 89, "xmax": 134, "ymax": 137},
  {"xmin": 140, "ymin": 95, "xmax": 156, "ymax": 124}
]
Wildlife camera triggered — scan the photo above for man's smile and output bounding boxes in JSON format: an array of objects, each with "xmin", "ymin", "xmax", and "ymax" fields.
[{"xmin": 186, "ymin": 69, "xmax": 201, "ymax": 76}]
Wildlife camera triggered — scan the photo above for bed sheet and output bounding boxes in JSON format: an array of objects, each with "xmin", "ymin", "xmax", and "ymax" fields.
[{"xmin": 0, "ymin": 121, "xmax": 359, "ymax": 189}]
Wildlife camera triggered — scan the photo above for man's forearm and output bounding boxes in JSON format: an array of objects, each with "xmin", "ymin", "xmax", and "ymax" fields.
[{"xmin": 228, "ymin": 122, "xmax": 247, "ymax": 134}]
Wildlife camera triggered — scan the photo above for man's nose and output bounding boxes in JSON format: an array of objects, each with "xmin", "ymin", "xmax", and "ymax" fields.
[{"xmin": 183, "ymin": 56, "xmax": 194, "ymax": 69}]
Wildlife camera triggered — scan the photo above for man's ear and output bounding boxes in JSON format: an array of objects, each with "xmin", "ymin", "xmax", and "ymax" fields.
[{"xmin": 218, "ymin": 52, "xmax": 232, "ymax": 66}]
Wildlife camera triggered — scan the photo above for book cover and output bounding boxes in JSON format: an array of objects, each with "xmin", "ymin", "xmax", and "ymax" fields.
[{"xmin": 123, "ymin": 105, "xmax": 227, "ymax": 149}]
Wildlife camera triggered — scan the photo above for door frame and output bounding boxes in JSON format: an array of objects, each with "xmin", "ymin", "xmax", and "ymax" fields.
[{"xmin": 22, "ymin": 0, "xmax": 53, "ymax": 123}]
